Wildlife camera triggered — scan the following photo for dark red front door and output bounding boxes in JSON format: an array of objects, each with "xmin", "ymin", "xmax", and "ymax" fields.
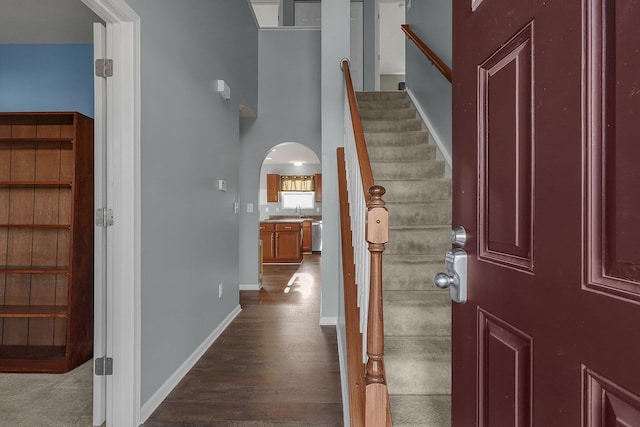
[{"xmin": 452, "ymin": 0, "xmax": 640, "ymax": 425}]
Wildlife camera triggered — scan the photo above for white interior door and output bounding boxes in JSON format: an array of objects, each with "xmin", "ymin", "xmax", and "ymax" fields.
[{"xmin": 92, "ymin": 21, "xmax": 107, "ymax": 427}]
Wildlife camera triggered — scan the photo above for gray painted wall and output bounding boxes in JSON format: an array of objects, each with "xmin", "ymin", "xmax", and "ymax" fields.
[
  {"xmin": 239, "ymin": 28, "xmax": 321, "ymax": 286},
  {"xmin": 124, "ymin": 0, "xmax": 258, "ymax": 404},
  {"xmin": 363, "ymin": 0, "xmax": 378, "ymax": 90},
  {"xmin": 321, "ymin": 0, "xmax": 349, "ymax": 323},
  {"xmin": 0, "ymin": 0, "xmax": 101, "ymax": 44},
  {"xmin": 405, "ymin": 0, "xmax": 452, "ymax": 155},
  {"xmin": 320, "ymin": 0, "xmax": 350, "ymax": 422}
]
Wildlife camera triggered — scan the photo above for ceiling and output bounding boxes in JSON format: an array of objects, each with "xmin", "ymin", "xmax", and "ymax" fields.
[
  {"xmin": 263, "ymin": 142, "xmax": 320, "ymax": 165},
  {"xmin": 0, "ymin": 0, "xmax": 102, "ymax": 44}
]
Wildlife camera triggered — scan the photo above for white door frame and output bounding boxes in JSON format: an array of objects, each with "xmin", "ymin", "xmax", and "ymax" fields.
[
  {"xmin": 81, "ymin": 1, "xmax": 141, "ymax": 426},
  {"xmin": 93, "ymin": 21, "xmax": 108, "ymax": 426}
]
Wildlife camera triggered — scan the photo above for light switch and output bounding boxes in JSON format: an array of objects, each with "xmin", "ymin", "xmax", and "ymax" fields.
[
  {"xmin": 217, "ymin": 180, "xmax": 227, "ymax": 191},
  {"xmin": 247, "ymin": 203, "xmax": 253, "ymax": 213}
]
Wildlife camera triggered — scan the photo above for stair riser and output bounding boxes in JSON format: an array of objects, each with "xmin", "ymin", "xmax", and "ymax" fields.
[
  {"xmin": 386, "ymin": 228, "xmax": 451, "ymax": 255},
  {"xmin": 362, "ymin": 119, "xmax": 422, "ymax": 132},
  {"xmin": 359, "ymin": 109, "xmax": 416, "ymax": 120},
  {"xmin": 368, "ymin": 145, "xmax": 436, "ymax": 162},
  {"xmin": 358, "ymin": 99, "xmax": 413, "ymax": 110},
  {"xmin": 378, "ymin": 180, "xmax": 452, "ymax": 202},
  {"xmin": 365, "ymin": 132, "xmax": 429, "ymax": 146},
  {"xmin": 356, "ymin": 91, "xmax": 408, "ymax": 101},
  {"xmin": 389, "ymin": 396, "xmax": 451, "ymax": 427},
  {"xmin": 387, "ymin": 203, "xmax": 451, "ymax": 226},
  {"xmin": 372, "ymin": 161, "xmax": 445, "ymax": 180},
  {"xmin": 385, "ymin": 337, "xmax": 451, "ymax": 395},
  {"xmin": 383, "ymin": 293, "xmax": 451, "ymax": 336},
  {"xmin": 386, "ymin": 357, "xmax": 451, "ymax": 395},
  {"xmin": 383, "ymin": 260, "xmax": 446, "ymax": 291}
]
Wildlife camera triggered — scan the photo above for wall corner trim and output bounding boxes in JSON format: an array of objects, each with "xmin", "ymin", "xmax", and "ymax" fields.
[
  {"xmin": 139, "ymin": 305, "xmax": 242, "ymax": 423},
  {"xmin": 405, "ymin": 88, "xmax": 453, "ymax": 169},
  {"xmin": 239, "ymin": 283, "xmax": 261, "ymax": 291},
  {"xmin": 336, "ymin": 324, "xmax": 351, "ymax": 426},
  {"xmin": 319, "ymin": 316, "xmax": 338, "ymax": 326}
]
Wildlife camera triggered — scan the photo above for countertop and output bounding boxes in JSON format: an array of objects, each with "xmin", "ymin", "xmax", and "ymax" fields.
[{"xmin": 267, "ymin": 215, "xmax": 322, "ymax": 221}]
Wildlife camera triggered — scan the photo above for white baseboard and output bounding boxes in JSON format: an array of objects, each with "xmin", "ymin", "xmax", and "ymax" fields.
[
  {"xmin": 139, "ymin": 304, "xmax": 242, "ymax": 423},
  {"xmin": 319, "ymin": 316, "xmax": 337, "ymax": 326},
  {"xmin": 239, "ymin": 283, "xmax": 261, "ymax": 291},
  {"xmin": 405, "ymin": 88, "xmax": 452, "ymax": 170}
]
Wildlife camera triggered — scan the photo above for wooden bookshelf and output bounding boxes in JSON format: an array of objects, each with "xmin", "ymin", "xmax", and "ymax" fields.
[{"xmin": 0, "ymin": 112, "xmax": 94, "ymax": 373}]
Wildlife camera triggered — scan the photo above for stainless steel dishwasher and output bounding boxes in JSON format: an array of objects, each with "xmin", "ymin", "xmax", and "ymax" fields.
[{"xmin": 311, "ymin": 221, "xmax": 322, "ymax": 253}]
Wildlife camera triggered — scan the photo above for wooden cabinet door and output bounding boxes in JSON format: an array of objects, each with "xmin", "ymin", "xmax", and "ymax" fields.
[
  {"xmin": 275, "ymin": 231, "xmax": 301, "ymax": 262},
  {"xmin": 314, "ymin": 173, "xmax": 322, "ymax": 202},
  {"xmin": 302, "ymin": 221, "xmax": 312, "ymax": 252},
  {"xmin": 452, "ymin": 1, "xmax": 640, "ymax": 425},
  {"xmin": 266, "ymin": 174, "xmax": 280, "ymax": 202},
  {"xmin": 259, "ymin": 230, "xmax": 275, "ymax": 262}
]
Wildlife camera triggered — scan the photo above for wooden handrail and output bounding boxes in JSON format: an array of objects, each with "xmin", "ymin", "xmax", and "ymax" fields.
[
  {"xmin": 341, "ymin": 60, "xmax": 375, "ymax": 201},
  {"xmin": 401, "ymin": 24, "xmax": 452, "ymax": 83}
]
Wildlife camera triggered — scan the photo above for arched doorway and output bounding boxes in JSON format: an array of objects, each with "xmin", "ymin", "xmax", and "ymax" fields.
[{"xmin": 258, "ymin": 142, "xmax": 321, "ymax": 276}]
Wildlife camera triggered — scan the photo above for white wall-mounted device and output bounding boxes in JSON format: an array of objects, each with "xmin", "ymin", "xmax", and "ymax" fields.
[{"xmin": 215, "ymin": 80, "xmax": 230, "ymax": 100}]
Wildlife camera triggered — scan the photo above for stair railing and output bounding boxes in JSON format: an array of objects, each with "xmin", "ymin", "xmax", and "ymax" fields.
[
  {"xmin": 338, "ymin": 59, "xmax": 392, "ymax": 427},
  {"xmin": 401, "ymin": 24, "xmax": 452, "ymax": 83}
]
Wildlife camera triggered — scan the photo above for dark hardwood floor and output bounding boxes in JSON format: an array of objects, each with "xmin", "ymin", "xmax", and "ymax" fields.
[{"xmin": 143, "ymin": 254, "xmax": 344, "ymax": 426}]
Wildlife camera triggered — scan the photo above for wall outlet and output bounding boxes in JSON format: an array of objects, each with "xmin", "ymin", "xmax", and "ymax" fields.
[
  {"xmin": 247, "ymin": 203, "xmax": 253, "ymax": 213},
  {"xmin": 218, "ymin": 283, "xmax": 223, "ymax": 298}
]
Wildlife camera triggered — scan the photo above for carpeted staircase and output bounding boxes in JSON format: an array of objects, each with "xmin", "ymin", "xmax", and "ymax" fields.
[{"xmin": 357, "ymin": 91, "xmax": 452, "ymax": 427}]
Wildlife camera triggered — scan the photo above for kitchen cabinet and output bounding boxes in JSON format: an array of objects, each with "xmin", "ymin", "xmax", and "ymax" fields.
[
  {"xmin": 259, "ymin": 223, "xmax": 276, "ymax": 262},
  {"xmin": 314, "ymin": 173, "xmax": 322, "ymax": 202},
  {"xmin": 260, "ymin": 222, "xmax": 302, "ymax": 264},
  {"xmin": 266, "ymin": 174, "xmax": 280, "ymax": 202},
  {"xmin": 302, "ymin": 220, "xmax": 312, "ymax": 253}
]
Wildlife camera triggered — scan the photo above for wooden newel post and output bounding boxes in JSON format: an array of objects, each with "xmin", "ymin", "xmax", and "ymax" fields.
[
  {"xmin": 365, "ymin": 185, "xmax": 388, "ymax": 385},
  {"xmin": 365, "ymin": 185, "xmax": 392, "ymax": 426}
]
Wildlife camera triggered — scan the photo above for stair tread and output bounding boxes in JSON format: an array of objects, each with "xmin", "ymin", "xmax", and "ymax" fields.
[
  {"xmin": 388, "ymin": 224, "xmax": 451, "ymax": 230},
  {"xmin": 385, "ymin": 336, "xmax": 451, "ymax": 353},
  {"xmin": 384, "ymin": 289, "xmax": 451, "ymax": 303},
  {"xmin": 365, "ymin": 130, "xmax": 428, "ymax": 136}
]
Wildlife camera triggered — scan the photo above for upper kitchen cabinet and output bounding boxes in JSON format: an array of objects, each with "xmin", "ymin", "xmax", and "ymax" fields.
[
  {"xmin": 314, "ymin": 174, "xmax": 322, "ymax": 202},
  {"xmin": 266, "ymin": 173, "xmax": 280, "ymax": 202}
]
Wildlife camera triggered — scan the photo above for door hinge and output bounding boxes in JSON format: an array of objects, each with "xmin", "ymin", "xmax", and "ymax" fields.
[
  {"xmin": 95, "ymin": 59, "xmax": 113, "ymax": 78},
  {"xmin": 96, "ymin": 208, "xmax": 114, "ymax": 228},
  {"xmin": 95, "ymin": 357, "xmax": 113, "ymax": 376}
]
